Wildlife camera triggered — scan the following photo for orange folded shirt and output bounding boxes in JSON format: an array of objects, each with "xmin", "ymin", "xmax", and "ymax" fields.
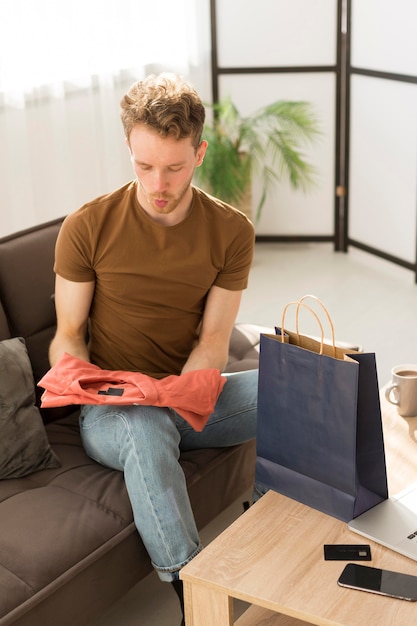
[{"xmin": 38, "ymin": 353, "xmax": 227, "ymax": 432}]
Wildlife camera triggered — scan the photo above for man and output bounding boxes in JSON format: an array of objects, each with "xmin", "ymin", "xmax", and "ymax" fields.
[{"xmin": 49, "ymin": 73, "xmax": 257, "ymax": 624}]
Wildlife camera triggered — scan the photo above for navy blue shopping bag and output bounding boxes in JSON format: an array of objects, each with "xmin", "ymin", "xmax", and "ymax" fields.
[{"xmin": 255, "ymin": 296, "xmax": 388, "ymax": 522}]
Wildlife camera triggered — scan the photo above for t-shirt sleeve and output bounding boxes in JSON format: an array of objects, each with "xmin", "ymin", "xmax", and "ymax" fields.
[
  {"xmin": 54, "ymin": 210, "xmax": 96, "ymax": 282},
  {"xmin": 213, "ymin": 215, "xmax": 255, "ymax": 291}
]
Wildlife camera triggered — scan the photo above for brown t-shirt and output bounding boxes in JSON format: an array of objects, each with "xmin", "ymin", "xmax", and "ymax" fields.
[{"xmin": 54, "ymin": 182, "xmax": 255, "ymax": 377}]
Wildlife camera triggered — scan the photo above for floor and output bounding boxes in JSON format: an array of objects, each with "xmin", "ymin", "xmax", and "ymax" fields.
[{"xmin": 92, "ymin": 241, "xmax": 417, "ymax": 626}]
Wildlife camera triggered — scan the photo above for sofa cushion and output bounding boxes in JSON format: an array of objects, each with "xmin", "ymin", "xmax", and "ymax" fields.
[
  {"xmin": 0, "ymin": 337, "xmax": 61, "ymax": 479},
  {"xmin": 225, "ymin": 323, "xmax": 271, "ymax": 372}
]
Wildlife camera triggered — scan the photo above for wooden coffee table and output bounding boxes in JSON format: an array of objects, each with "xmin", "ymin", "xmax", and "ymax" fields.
[{"xmin": 180, "ymin": 389, "xmax": 417, "ymax": 625}]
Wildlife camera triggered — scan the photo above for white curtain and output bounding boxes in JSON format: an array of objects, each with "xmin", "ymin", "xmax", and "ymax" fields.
[{"xmin": 0, "ymin": 0, "xmax": 211, "ymax": 236}]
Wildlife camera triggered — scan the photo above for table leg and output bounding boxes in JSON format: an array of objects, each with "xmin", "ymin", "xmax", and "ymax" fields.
[{"xmin": 183, "ymin": 581, "xmax": 234, "ymax": 625}]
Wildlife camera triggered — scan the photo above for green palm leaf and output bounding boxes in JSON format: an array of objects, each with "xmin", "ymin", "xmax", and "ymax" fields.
[{"xmin": 195, "ymin": 97, "xmax": 321, "ymax": 221}]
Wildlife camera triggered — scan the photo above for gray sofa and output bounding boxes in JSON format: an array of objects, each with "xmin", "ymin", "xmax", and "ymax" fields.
[{"xmin": 0, "ymin": 218, "xmax": 261, "ymax": 626}]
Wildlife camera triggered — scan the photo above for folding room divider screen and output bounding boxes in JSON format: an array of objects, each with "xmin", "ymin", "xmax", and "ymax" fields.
[{"xmin": 209, "ymin": 0, "xmax": 417, "ymax": 280}]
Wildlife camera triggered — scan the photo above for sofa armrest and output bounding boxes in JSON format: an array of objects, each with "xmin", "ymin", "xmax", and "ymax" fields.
[{"xmin": 225, "ymin": 323, "xmax": 272, "ymax": 373}]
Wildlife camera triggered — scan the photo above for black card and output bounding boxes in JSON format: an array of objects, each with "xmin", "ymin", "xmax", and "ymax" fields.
[{"xmin": 324, "ymin": 544, "xmax": 372, "ymax": 561}]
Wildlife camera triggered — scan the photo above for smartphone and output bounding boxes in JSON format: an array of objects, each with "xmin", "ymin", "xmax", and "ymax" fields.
[{"xmin": 338, "ymin": 563, "xmax": 417, "ymax": 601}]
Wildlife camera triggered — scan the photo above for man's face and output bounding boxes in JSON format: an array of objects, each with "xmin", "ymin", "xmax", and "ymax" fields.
[{"xmin": 127, "ymin": 124, "xmax": 207, "ymax": 223}]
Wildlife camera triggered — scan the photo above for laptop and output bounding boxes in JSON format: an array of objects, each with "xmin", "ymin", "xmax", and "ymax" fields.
[{"xmin": 348, "ymin": 482, "xmax": 417, "ymax": 562}]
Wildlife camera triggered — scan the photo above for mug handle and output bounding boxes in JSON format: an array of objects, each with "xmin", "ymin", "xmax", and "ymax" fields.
[{"xmin": 385, "ymin": 383, "xmax": 399, "ymax": 406}]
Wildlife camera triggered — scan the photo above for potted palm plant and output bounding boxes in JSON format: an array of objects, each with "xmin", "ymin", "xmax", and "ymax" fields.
[{"xmin": 195, "ymin": 97, "xmax": 320, "ymax": 221}]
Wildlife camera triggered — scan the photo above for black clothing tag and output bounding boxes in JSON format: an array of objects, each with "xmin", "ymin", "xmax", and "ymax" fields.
[{"xmin": 97, "ymin": 387, "xmax": 124, "ymax": 396}]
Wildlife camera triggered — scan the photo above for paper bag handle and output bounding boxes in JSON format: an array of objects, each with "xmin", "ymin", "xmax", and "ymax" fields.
[
  {"xmin": 296, "ymin": 295, "xmax": 336, "ymax": 349},
  {"xmin": 280, "ymin": 295, "xmax": 336, "ymax": 356}
]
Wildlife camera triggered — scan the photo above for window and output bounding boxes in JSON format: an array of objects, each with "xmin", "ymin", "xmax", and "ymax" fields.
[{"xmin": 0, "ymin": 0, "xmax": 198, "ymax": 97}]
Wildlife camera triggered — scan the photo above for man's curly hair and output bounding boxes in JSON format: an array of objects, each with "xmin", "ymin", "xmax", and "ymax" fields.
[{"xmin": 120, "ymin": 73, "xmax": 206, "ymax": 150}]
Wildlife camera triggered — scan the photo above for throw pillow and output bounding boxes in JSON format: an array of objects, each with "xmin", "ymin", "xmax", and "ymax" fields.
[{"xmin": 0, "ymin": 337, "xmax": 61, "ymax": 479}]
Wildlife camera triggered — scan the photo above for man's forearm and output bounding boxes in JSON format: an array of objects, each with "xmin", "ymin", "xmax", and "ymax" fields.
[
  {"xmin": 181, "ymin": 339, "xmax": 229, "ymax": 374},
  {"xmin": 49, "ymin": 333, "xmax": 90, "ymax": 367}
]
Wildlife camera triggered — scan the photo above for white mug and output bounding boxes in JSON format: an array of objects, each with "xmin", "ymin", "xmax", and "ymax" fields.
[{"xmin": 385, "ymin": 364, "xmax": 417, "ymax": 417}]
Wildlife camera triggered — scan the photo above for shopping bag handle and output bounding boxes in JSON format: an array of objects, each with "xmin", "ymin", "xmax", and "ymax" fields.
[
  {"xmin": 296, "ymin": 295, "xmax": 336, "ymax": 349},
  {"xmin": 280, "ymin": 295, "xmax": 336, "ymax": 356}
]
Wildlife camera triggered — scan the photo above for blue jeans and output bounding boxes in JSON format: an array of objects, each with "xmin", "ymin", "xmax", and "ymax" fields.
[{"xmin": 79, "ymin": 369, "xmax": 258, "ymax": 582}]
